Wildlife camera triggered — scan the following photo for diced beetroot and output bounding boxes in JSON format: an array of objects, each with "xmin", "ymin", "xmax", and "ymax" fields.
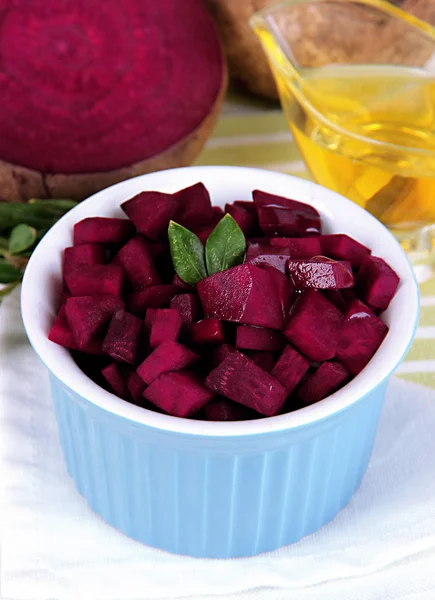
[
  {"xmin": 48, "ymin": 305, "xmax": 103, "ymax": 354},
  {"xmin": 265, "ymin": 266, "xmax": 294, "ymax": 319},
  {"xmin": 172, "ymin": 273, "xmax": 193, "ymax": 290},
  {"xmin": 356, "ymin": 255, "xmax": 400, "ymax": 311},
  {"xmin": 65, "ymin": 264, "xmax": 124, "ymax": 297},
  {"xmin": 201, "ymin": 398, "xmax": 259, "ymax": 421},
  {"xmin": 323, "ymin": 290, "xmax": 347, "ymax": 312},
  {"xmin": 126, "ymin": 371, "xmax": 147, "ymax": 404},
  {"xmin": 246, "ymin": 243, "xmax": 291, "ymax": 274},
  {"xmin": 197, "ymin": 264, "xmax": 284, "ymax": 330},
  {"xmin": 170, "ymin": 293, "xmax": 200, "ymax": 326},
  {"xmin": 269, "ymin": 237, "xmax": 322, "ymax": 258},
  {"xmin": 60, "ymin": 283, "xmax": 71, "ymax": 306},
  {"xmin": 127, "ymin": 285, "xmax": 178, "ymax": 314},
  {"xmin": 113, "ymin": 236, "xmax": 160, "ymax": 290},
  {"xmin": 148, "ymin": 242, "xmax": 170, "ymax": 262},
  {"xmin": 212, "ymin": 205, "xmax": 224, "ymax": 217},
  {"xmin": 101, "ymin": 363, "xmax": 130, "ymax": 401},
  {"xmin": 145, "ymin": 308, "xmax": 158, "ymax": 330},
  {"xmin": 336, "ymin": 299, "xmax": 389, "ymax": 375},
  {"xmin": 253, "ymin": 190, "xmax": 321, "ymax": 237},
  {"xmin": 246, "ymin": 351, "xmax": 275, "ymax": 373},
  {"xmin": 225, "ymin": 203, "xmax": 256, "ymax": 236},
  {"xmin": 173, "ymin": 182, "xmax": 214, "ymax": 229},
  {"xmin": 271, "ymin": 345, "xmax": 309, "ymax": 393},
  {"xmin": 236, "ymin": 325, "xmax": 285, "ymax": 351},
  {"xmin": 195, "ymin": 225, "xmax": 215, "ymax": 244},
  {"xmin": 297, "ymin": 361, "xmax": 349, "ymax": 406},
  {"xmin": 63, "ymin": 243, "xmax": 106, "ymax": 276},
  {"xmin": 121, "ymin": 191, "xmax": 179, "ymax": 240},
  {"xmin": 213, "ymin": 344, "xmax": 241, "ymax": 365},
  {"xmin": 65, "ymin": 294, "xmax": 124, "ymax": 348},
  {"xmin": 150, "ymin": 308, "xmax": 183, "ymax": 348},
  {"xmin": 234, "ymin": 200, "xmax": 258, "ymax": 219},
  {"xmin": 287, "ymin": 258, "xmax": 354, "ymax": 289},
  {"xmin": 143, "ymin": 371, "xmax": 214, "ymax": 417},
  {"xmin": 73, "ymin": 217, "xmax": 134, "ymax": 246},
  {"xmin": 102, "ymin": 309, "xmax": 143, "ymax": 364},
  {"xmin": 205, "ymin": 352, "xmax": 287, "ymax": 416},
  {"xmin": 319, "ymin": 234, "xmax": 371, "ymax": 269},
  {"xmin": 137, "ymin": 340, "xmax": 199, "ymax": 385},
  {"xmin": 191, "ymin": 318, "xmax": 225, "ymax": 344},
  {"xmin": 284, "ymin": 290, "xmax": 343, "ymax": 361}
]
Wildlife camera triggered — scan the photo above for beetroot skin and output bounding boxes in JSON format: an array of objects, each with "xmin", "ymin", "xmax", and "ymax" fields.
[
  {"xmin": 137, "ymin": 340, "xmax": 199, "ymax": 385},
  {"xmin": 143, "ymin": 371, "xmax": 214, "ymax": 417}
]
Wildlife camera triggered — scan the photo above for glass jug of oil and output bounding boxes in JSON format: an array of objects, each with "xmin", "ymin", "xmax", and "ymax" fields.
[{"xmin": 251, "ymin": 0, "xmax": 435, "ymax": 279}]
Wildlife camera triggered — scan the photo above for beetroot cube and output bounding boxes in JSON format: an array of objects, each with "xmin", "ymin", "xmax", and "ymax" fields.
[
  {"xmin": 298, "ymin": 361, "xmax": 349, "ymax": 406},
  {"xmin": 197, "ymin": 264, "xmax": 284, "ymax": 330},
  {"xmin": 150, "ymin": 308, "xmax": 183, "ymax": 348},
  {"xmin": 137, "ymin": 340, "xmax": 199, "ymax": 385},
  {"xmin": 126, "ymin": 371, "xmax": 147, "ymax": 404},
  {"xmin": 65, "ymin": 264, "xmax": 123, "ymax": 297},
  {"xmin": 48, "ymin": 306, "xmax": 104, "ymax": 354},
  {"xmin": 253, "ymin": 190, "xmax": 321, "ymax": 237},
  {"xmin": 102, "ymin": 309, "xmax": 143, "ymax": 364},
  {"xmin": 265, "ymin": 266, "xmax": 294, "ymax": 319},
  {"xmin": 356, "ymin": 255, "xmax": 400, "ymax": 311},
  {"xmin": 236, "ymin": 325, "xmax": 285, "ymax": 351},
  {"xmin": 246, "ymin": 243, "xmax": 291, "ymax": 274},
  {"xmin": 205, "ymin": 352, "xmax": 287, "ymax": 416},
  {"xmin": 127, "ymin": 285, "xmax": 178, "ymax": 314},
  {"xmin": 319, "ymin": 234, "xmax": 371, "ymax": 269},
  {"xmin": 143, "ymin": 371, "xmax": 214, "ymax": 417},
  {"xmin": 284, "ymin": 290, "xmax": 343, "ymax": 361},
  {"xmin": 213, "ymin": 344, "xmax": 241, "ymax": 366},
  {"xmin": 113, "ymin": 236, "xmax": 160, "ymax": 290},
  {"xmin": 191, "ymin": 318, "xmax": 225, "ymax": 344},
  {"xmin": 323, "ymin": 289, "xmax": 347, "ymax": 312},
  {"xmin": 170, "ymin": 293, "xmax": 200, "ymax": 326},
  {"xmin": 148, "ymin": 242, "xmax": 170, "ymax": 262},
  {"xmin": 172, "ymin": 274, "xmax": 193, "ymax": 290},
  {"xmin": 269, "ymin": 237, "xmax": 322, "ymax": 257},
  {"xmin": 63, "ymin": 243, "xmax": 106, "ymax": 276},
  {"xmin": 287, "ymin": 258, "xmax": 354, "ymax": 289},
  {"xmin": 225, "ymin": 203, "xmax": 256, "ymax": 236},
  {"xmin": 271, "ymin": 345, "xmax": 309, "ymax": 393},
  {"xmin": 212, "ymin": 205, "xmax": 225, "ymax": 218},
  {"xmin": 145, "ymin": 308, "xmax": 158, "ymax": 329},
  {"xmin": 121, "ymin": 191, "xmax": 179, "ymax": 240},
  {"xmin": 194, "ymin": 225, "xmax": 215, "ymax": 244},
  {"xmin": 173, "ymin": 182, "xmax": 214, "ymax": 229},
  {"xmin": 234, "ymin": 200, "xmax": 258, "ymax": 219},
  {"xmin": 65, "ymin": 294, "xmax": 124, "ymax": 348},
  {"xmin": 246, "ymin": 351, "xmax": 275, "ymax": 373},
  {"xmin": 102, "ymin": 363, "xmax": 130, "ymax": 401},
  {"xmin": 74, "ymin": 217, "xmax": 134, "ymax": 245},
  {"xmin": 201, "ymin": 399, "xmax": 259, "ymax": 421},
  {"xmin": 336, "ymin": 299, "xmax": 388, "ymax": 375}
]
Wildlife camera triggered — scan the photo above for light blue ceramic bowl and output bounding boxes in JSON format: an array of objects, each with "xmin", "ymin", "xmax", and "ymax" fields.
[{"xmin": 21, "ymin": 166, "xmax": 419, "ymax": 558}]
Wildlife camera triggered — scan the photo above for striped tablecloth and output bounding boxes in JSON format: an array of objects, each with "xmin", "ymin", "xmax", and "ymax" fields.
[{"xmin": 195, "ymin": 88, "xmax": 435, "ymax": 389}]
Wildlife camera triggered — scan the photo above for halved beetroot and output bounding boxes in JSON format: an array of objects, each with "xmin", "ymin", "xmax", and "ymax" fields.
[
  {"xmin": 113, "ymin": 236, "xmax": 160, "ymax": 290},
  {"xmin": 225, "ymin": 203, "xmax": 256, "ymax": 236},
  {"xmin": 205, "ymin": 352, "xmax": 287, "ymax": 416},
  {"xmin": 150, "ymin": 308, "xmax": 183, "ymax": 348},
  {"xmin": 197, "ymin": 263, "xmax": 283, "ymax": 330},
  {"xmin": 170, "ymin": 293, "xmax": 200, "ymax": 326},
  {"xmin": 297, "ymin": 361, "xmax": 349, "ymax": 406},
  {"xmin": 213, "ymin": 344, "xmax": 241, "ymax": 365},
  {"xmin": 336, "ymin": 299, "xmax": 388, "ymax": 375},
  {"xmin": 200, "ymin": 398, "xmax": 259, "ymax": 421},
  {"xmin": 191, "ymin": 318, "xmax": 225, "ymax": 344},
  {"xmin": 102, "ymin": 363, "xmax": 130, "ymax": 401},
  {"xmin": 65, "ymin": 264, "xmax": 124, "ymax": 297},
  {"xmin": 63, "ymin": 243, "xmax": 106, "ymax": 276},
  {"xmin": 236, "ymin": 325, "xmax": 285, "ymax": 351},
  {"xmin": 102, "ymin": 309, "xmax": 143, "ymax": 364},
  {"xmin": 265, "ymin": 266, "xmax": 294, "ymax": 319},
  {"xmin": 174, "ymin": 182, "xmax": 214, "ymax": 229},
  {"xmin": 284, "ymin": 290, "xmax": 343, "ymax": 361},
  {"xmin": 246, "ymin": 351, "xmax": 275, "ymax": 373},
  {"xmin": 126, "ymin": 371, "xmax": 147, "ymax": 404},
  {"xmin": 253, "ymin": 190, "xmax": 321, "ymax": 237},
  {"xmin": 271, "ymin": 345, "xmax": 309, "ymax": 393},
  {"xmin": 143, "ymin": 371, "xmax": 214, "ymax": 417},
  {"xmin": 172, "ymin": 274, "xmax": 193, "ymax": 290},
  {"xmin": 121, "ymin": 191, "xmax": 178, "ymax": 240},
  {"xmin": 269, "ymin": 237, "xmax": 322, "ymax": 257},
  {"xmin": 356, "ymin": 255, "xmax": 400, "ymax": 311},
  {"xmin": 74, "ymin": 218, "xmax": 134, "ymax": 246},
  {"xmin": 319, "ymin": 234, "xmax": 371, "ymax": 269},
  {"xmin": 287, "ymin": 258, "xmax": 354, "ymax": 289},
  {"xmin": 65, "ymin": 294, "xmax": 124, "ymax": 349},
  {"xmin": 48, "ymin": 305, "xmax": 104, "ymax": 354},
  {"xmin": 137, "ymin": 340, "xmax": 199, "ymax": 385},
  {"xmin": 127, "ymin": 285, "xmax": 178, "ymax": 314}
]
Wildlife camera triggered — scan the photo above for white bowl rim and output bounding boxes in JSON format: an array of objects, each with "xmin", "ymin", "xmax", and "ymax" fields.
[{"xmin": 21, "ymin": 166, "xmax": 419, "ymax": 437}]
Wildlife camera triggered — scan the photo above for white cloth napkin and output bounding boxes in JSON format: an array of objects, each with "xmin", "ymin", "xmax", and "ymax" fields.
[{"xmin": 2, "ymin": 288, "xmax": 435, "ymax": 600}]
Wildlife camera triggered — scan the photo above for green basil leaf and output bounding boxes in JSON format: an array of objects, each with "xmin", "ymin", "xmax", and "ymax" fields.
[
  {"xmin": 0, "ymin": 259, "xmax": 22, "ymax": 283},
  {"xmin": 168, "ymin": 221, "xmax": 207, "ymax": 285},
  {"xmin": 205, "ymin": 214, "xmax": 246, "ymax": 276},
  {"xmin": 9, "ymin": 224, "xmax": 37, "ymax": 255}
]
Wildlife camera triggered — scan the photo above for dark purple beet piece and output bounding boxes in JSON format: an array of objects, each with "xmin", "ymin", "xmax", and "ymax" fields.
[
  {"xmin": 65, "ymin": 264, "xmax": 124, "ymax": 297},
  {"xmin": 49, "ymin": 306, "xmax": 104, "ymax": 355},
  {"xmin": 191, "ymin": 318, "xmax": 225, "ymax": 344},
  {"xmin": 197, "ymin": 263, "xmax": 283, "ymax": 330},
  {"xmin": 298, "ymin": 361, "xmax": 349, "ymax": 406},
  {"xmin": 195, "ymin": 225, "xmax": 215, "ymax": 244},
  {"xmin": 145, "ymin": 308, "xmax": 158, "ymax": 330},
  {"xmin": 137, "ymin": 340, "xmax": 199, "ymax": 385},
  {"xmin": 234, "ymin": 200, "xmax": 258, "ymax": 219},
  {"xmin": 63, "ymin": 243, "xmax": 106, "ymax": 276},
  {"xmin": 65, "ymin": 294, "xmax": 124, "ymax": 349},
  {"xmin": 126, "ymin": 371, "xmax": 147, "ymax": 404},
  {"xmin": 173, "ymin": 182, "xmax": 214, "ymax": 229},
  {"xmin": 213, "ymin": 344, "xmax": 241, "ymax": 366},
  {"xmin": 336, "ymin": 299, "xmax": 388, "ymax": 375},
  {"xmin": 121, "ymin": 191, "xmax": 179, "ymax": 240},
  {"xmin": 269, "ymin": 237, "xmax": 322, "ymax": 258},
  {"xmin": 271, "ymin": 345, "xmax": 309, "ymax": 393},
  {"xmin": 102, "ymin": 309, "xmax": 143, "ymax": 364},
  {"xmin": 246, "ymin": 351, "xmax": 275, "ymax": 373},
  {"xmin": 356, "ymin": 255, "xmax": 400, "ymax": 311},
  {"xmin": 148, "ymin": 242, "xmax": 170, "ymax": 262},
  {"xmin": 287, "ymin": 258, "xmax": 354, "ymax": 290},
  {"xmin": 236, "ymin": 325, "xmax": 285, "ymax": 351},
  {"xmin": 319, "ymin": 234, "xmax": 371, "ymax": 268},
  {"xmin": 265, "ymin": 266, "xmax": 294, "ymax": 320},
  {"xmin": 284, "ymin": 290, "xmax": 343, "ymax": 361},
  {"xmin": 73, "ymin": 217, "xmax": 133, "ymax": 246},
  {"xmin": 172, "ymin": 274, "xmax": 193, "ymax": 290},
  {"xmin": 143, "ymin": 371, "xmax": 214, "ymax": 417},
  {"xmin": 246, "ymin": 243, "xmax": 291, "ymax": 274},
  {"xmin": 127, "ymin": 285, "xmax": 178, "ymax": 314},
  {"xmin": 205, "ymin": 352, "xmax": 287, "ymax": 416},
  {"xmin": 225, "ymin": 203, "xmax": 256, "ymax": 236},
  {"xmin": 101, "ymin": 363, "xmax": 130, "ymax": 401},
  {"xmin": 253, "ymin": 190, "xmax": 321, "ymax": 237},
  {"xmin": 113, "ymin": 236, "xmax": 160, "ymax": 290},
  {"xmin": 323, "ymin": 290, "xmax": 347, "ymax": 312},
  {"xmin": 150, "ymin": 308, "xmax": 183, "ymax": 348},
  {"xmin": 201, "ymin": 398, "xmax": 259, "ymax": 421},
  {"xmin": 170, "ymin": 293, "xmax": 200, "ymax": 326}
]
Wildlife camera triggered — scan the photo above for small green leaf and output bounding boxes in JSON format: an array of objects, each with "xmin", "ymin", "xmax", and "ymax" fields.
[
  {"xmin": 0, "ymin": 203, "xmax": 57, "ymax": 232},
  {"xmin": 0, "ymin": 259, "xmax": 22, "ymax": 283},
  {"xmin": 205, "ymin": 214, "xmax": 246, "ymax": 276},
  {"xmin": 168, "ymin": 221, "xmax": 207, "ymax": 285},
  {"xmin": 9, "ymin": 224, "xmax": 37, "ymax": 255}
]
